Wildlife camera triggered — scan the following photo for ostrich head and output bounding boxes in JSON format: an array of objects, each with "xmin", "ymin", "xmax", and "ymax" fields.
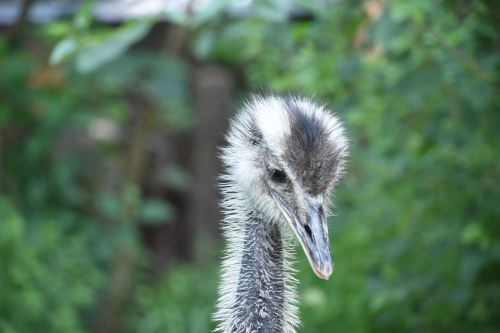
[{"xmin": 222, "ymin": 95, "xmax": 348, "ymax": 280}]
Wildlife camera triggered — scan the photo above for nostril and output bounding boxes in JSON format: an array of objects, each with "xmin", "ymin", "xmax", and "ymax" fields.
[{"xmin": 304, "ymin": 224, "xmax": 314, "ymax": 243}]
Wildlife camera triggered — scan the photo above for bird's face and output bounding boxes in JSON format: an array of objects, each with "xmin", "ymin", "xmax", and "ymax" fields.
[
  {"xmin": 264, "ymin": 157, "xmax": 334, "ymax": 280},
  {"xmin": 262, "ymin": 118, "xmax": 345, "ymax": 279},
  {"xmin": 223, "ymin": 96, "xmax": 347, "ymax": 280}
]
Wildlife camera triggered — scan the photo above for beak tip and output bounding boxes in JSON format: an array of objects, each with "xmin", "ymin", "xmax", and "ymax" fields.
[{"xmin": 314, "ymin": 262, "xmax": 333, "ymax": 280}]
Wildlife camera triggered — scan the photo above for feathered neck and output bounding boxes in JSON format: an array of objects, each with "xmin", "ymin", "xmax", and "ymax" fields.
[{"xmin": 213, "ymin": 181, "xmax": 299, "ymax": 333}]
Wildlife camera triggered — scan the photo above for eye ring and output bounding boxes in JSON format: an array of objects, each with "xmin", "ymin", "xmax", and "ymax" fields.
[{"xmin": 269, "ymin": 169, "xmax": 287, "ymax": 184}]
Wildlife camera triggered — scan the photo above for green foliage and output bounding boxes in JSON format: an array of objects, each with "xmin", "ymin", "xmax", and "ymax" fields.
[
  {"xmin": 1, "ymin": 0, "xmax": 498, "ymax": 332},
  {"xmin": 0, "ymin": 15, "xmax": 190, "ymax": 332},
  {"xmin": 196, "ymin": 0, "xmax": 500, "ymax": 332},
  {"xmin": 0, "ymin": 199, "xmax": 105, "ymax": 333},
  {"xmin": 125, "ymin": 266, "xmax": 218, "ymax": 333},
  {"xmin": 50, "ymin": 0, "xmax": 154, "ymax": 73},
  {"xmin": 139, "ymin": 199, "xmax": 175, "ymax": 225}
]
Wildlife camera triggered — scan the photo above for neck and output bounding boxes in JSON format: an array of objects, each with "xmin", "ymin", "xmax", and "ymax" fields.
[
  {"xmin": 233, "ymin": 213, "xmax": 285, "ymax": 332},
  {"xmin": 214, "ymin": 194, "xmax": 299, "ymax": 333}
]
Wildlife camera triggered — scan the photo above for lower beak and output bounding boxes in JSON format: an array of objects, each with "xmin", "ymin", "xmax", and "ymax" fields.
[{"xmin": 271, "ymin": 193, "xmax": 333, "ymax": 280}]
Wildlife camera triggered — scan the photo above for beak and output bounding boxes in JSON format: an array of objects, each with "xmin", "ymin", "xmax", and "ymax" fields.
[{"xmin": 271, "ymin": 191, "xmax": 333, "ymax": 280}]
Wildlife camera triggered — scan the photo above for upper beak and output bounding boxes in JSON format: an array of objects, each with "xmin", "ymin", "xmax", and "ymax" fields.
[{"xmin": 271, "ymin": 191, "xmax": 333, "ymax": 280}]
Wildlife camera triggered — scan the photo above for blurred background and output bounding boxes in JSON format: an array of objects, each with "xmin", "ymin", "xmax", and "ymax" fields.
[{"xmin": 0, "ymin": 0, "xmax": 499, "ymax": 332}]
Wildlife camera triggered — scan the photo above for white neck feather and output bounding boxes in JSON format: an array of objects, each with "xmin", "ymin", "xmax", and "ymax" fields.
[{"xmin": 213, "ymin": 179, "xmax": 299, "ymax": 333}]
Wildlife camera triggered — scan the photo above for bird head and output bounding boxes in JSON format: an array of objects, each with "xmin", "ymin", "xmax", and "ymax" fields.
[{"xmin": 222, "ymin": 95, "xmax": 348, "ymax": 280}]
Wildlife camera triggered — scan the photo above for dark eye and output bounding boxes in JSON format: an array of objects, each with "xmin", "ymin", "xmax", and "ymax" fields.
[{"xmin": 270, "ymin": 169, "xmax": 287, "ymax": 183}]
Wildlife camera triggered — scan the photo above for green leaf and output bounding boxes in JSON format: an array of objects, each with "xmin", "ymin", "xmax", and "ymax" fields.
[
  {"xmin": 75, "ymin": 20, "xmax": 153, "ymax": 73},
  {"xmin": 96, "ymin": 193, "xmax": 121, "ymax": 218},
  {"xmin": 193, "ymin": 29, "xmax": 215, "ymax": 59},
  {"xmin": 139, "ymin": 200, "xmax": 175, "ymax": 225},
  {"xmin": 191, "ymin": 0, "xmax": 229, "ymax": 27},
  {"xmin": 160, "ymin": 167, "xmax": 192, "ymax": 191},
  {"xmin": 74, "ymin": 0, "xmax": 95, "ymax": 31},
  {"xmin": 163, "ymin": 7, "xmax": 191, "ymax": 26},
  {"xmin": 50, "ymin": 37, "xmax": 78, "ymax": 65}
]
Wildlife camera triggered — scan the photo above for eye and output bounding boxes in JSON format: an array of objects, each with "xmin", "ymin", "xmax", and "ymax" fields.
[{"xmin": 269, "ymin": 169, "xmax": 287, "ymax": 184}]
